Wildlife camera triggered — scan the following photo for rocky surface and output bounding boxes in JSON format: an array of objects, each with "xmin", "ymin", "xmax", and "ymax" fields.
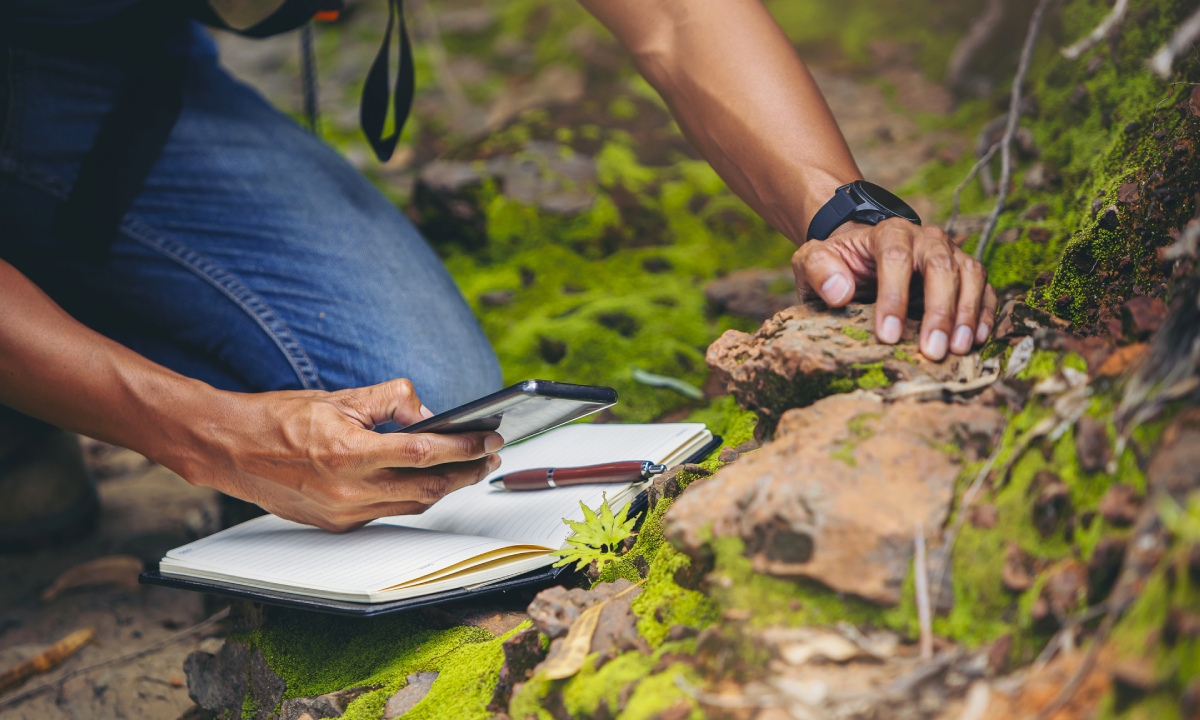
[
  {"xmin": 667, "ymin": 392, "xmax": 1003, "ymax": 605},
  {"xmin": 527, "ymin": 578, "xmax": 648, "ymax": 659},
  {"xmin": 280, "ymin": 687, "xmax": 374, "ymax": 720},
  {"xmin": 487, "ymin": 627, "xmax": 544, "ymax": 713},
  {"xmin": 382, "ymin": 672, "xmax": 439, "ymax": 719},
  {"xmin": 706, "ymin": 301, "xmax": 975, "ymax": 435},
  {"xmin": 703, "ymin": 267, "xmax": 797, "ymax": 321},
  {"xmin": 183, "ymin": 641, "xmax": 250, "ymax": 714}
]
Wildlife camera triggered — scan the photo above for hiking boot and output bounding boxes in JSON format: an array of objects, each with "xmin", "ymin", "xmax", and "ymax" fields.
[{"xmin": 0, "ymin": 413, "xmax": 98, "ymax": 551}]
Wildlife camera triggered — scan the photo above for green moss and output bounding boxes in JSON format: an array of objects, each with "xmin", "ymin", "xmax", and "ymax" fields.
[
  {"xmin": 683, "ymin": 394, "xmax": 758, "ymax": 450},
  {"xmin": 853, "ymin": 362, "xmax": 890, "ymax": 390},
  {"xmin": 631, "ymin": 543, "xmax": 720, "ymax": 646},
  {"xmin": 618, "ymin": 662, "xmax": 702, "ymax": 720},
  {"xmin": 841, "ymin": 325, "xmax": 872, "ymax": 342},
  {"xmin": 562, "ymin": 651, "xmax": 654, "ymax": 716}
]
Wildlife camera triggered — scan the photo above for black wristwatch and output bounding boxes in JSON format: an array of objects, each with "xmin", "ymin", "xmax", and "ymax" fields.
[{"xmin": 806, "ymin": 180, "xmax": 921, "ymax": 241}]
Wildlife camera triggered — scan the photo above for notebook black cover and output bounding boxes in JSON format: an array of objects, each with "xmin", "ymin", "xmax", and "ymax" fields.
[{"xmin": 139, "ymin": 434, "xmax": 721, "ymax": 616}]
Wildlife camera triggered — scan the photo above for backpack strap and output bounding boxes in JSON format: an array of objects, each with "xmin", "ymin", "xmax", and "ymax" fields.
[{"xmin": 359, "ymin": 0, "xmax": 415, "ymax": 162}]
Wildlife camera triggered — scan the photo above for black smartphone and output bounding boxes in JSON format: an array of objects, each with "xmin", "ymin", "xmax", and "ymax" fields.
[{"xmin": 395, "ymin": 380, "xmax": 617, "ymax": 445}]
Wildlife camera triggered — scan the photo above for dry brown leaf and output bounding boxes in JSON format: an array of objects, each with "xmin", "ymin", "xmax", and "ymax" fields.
[
  {"xmin": 0, "ymin": 627, "xmax": 95, "ymax": 695},
  {"xmin": 540, "ymin": 583, "xmax": 641, "ymax": 680},
  {"xmin": 41, "ymin": 555, "xmax": 144, "ymax": 602}
]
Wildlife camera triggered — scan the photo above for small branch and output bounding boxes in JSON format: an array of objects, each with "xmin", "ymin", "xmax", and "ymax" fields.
[
  {"xmin": 945, "ymin": 142, "xmax": 1000, "ymax": 235},
  {"xmin": 914, "ymin": 522, "xmax": 934, "ymax": 661},
  {"xmin": 947, "ymin": 0, "xmax": 1007, "ymax": 92},
  {"xmin": 408, "ymin": 0, "xmax": 472, "ymax": 124},
  {"xmin": 1033, "ymin": 610, "xmax": 1114, "ymax": 720},
  {"xmin": 1149, "ymin": 5, "xmax": 1200, "ymax": 79},
  {"xmin": 976, "ymin": 0, "xmax": 1055, "ymax": 262},
  {"xmin": 0, "ymin": 608, "xmax": 230, "ymax": 710},
  {"xmin": 1061, "ymin": 0, "xmax": 1129, "ymax": 61},
  {"xmin": 931, "ymin": 436, "xmax": 1006, "ymax": 610}
]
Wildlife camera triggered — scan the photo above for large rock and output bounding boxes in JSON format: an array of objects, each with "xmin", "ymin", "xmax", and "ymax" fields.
[
  {"xmin": 184, "ymin": 641, "xmax": 249, "ymax": 715},
  {"xmin": 279, "ymin": 687, "xmax": 375, "ymax": 720},
  {"xmin": 706, "ymin": 301, "xmax": 967, "ymax": 435},
  {"xmin": 666, "ymin": 392, "xmax": 1003, "ymax": 605}
]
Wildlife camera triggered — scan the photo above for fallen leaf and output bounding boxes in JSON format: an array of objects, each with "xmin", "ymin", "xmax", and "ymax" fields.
[
  {"xmin": 778, "ymin": 631, "xmax": 873, "ymax": 666},
  {"xmin": 41, "ymin": 555, "xmax": 144, "ymax": 602},
  {"xmin": 0, "ymin": 627, "xmax": 95, "ymax": 694},
  {"xmin": 540, "ymin": 582, "xmax": 641, "ymax": 680}
]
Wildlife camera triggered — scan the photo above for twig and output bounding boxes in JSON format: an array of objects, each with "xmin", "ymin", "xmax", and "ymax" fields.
[
  {"xmin": 1149, "ymin": 5, "xmax": 1200, "ymax": 79},
  {"xmin": 0, "ymin": 628, "xmax": 95, "ymax": 695},
  {"xmin": 976, "ymin": 0, "xmax": 1055, "ymax": 262},
  {"xmin": 674, "ymin": 675, "xmax": 783, "ymax": 709},
  {"xmin": 0, "ymin": 607, "xmax": 230, "ymax": 710},
  {"xmin": 408, "ymin": 0, "xmax": 472, "ymax": 125},
  {"xmin": 930, "ymin": 436, "xmax": 1006, "ymax": 611},
  {"xmin": 1061, "ymin": 0, "xmax": 1129, "ymax": 60},
  {"xmin": 1033, "ymin": 610, "xmax": 1114, "ymax": 720},
  {"xmin": 945, "ymin": 142, "xmax": 1000, "ymax": 235},
  {"xmin": 946, "ymin": 0, "xmax": 1007, "ymax": 92},
  {"xmin": 914, "ymin": 523, "xmax": 934, "ymax": 661},
  {"xmin": 1032, "ymin": 604, "xmax": 1108, "ymax": 671}
]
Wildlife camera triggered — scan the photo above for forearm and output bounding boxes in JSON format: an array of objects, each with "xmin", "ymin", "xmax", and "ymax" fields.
[
  {"xmin": 580, "ymin": 0, "xmax": 860, "ymax": 244},
  {"xmin": 0, "ymin": 260, "xmax": 217, "ymax": 474}
]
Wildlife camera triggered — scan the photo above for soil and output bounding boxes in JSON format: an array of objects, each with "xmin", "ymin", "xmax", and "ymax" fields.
[{"xmin": 0, "ymin": 443, "xmax": 222, "ymax": 720}]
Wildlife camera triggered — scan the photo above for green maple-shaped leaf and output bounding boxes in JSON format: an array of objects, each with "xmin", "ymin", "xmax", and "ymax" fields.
[{"xmin": 551, "ymin": 497, "xmax": 637, "ymax": 571}]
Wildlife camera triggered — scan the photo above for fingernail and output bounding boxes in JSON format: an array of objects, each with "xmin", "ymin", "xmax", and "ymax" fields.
[
  {"xmin": 821, "ymin": 274, "xmax": 852, "ymax": 304},
  {"xmin": 976, "ymin": 322, "xmax": 991, "ymax": 344},
  {"xmin": 879, "ymin": 315, "xmax": 903, "ymax": 344},
  {"xmin": 484, "ymin": 433, "xmax": 503, "ymax": 453},
  {"xmin": 953, "ymin": 325, "xmax": 974, "ymax": 353},
  {"xmin": 925, "ymin": 329, "xmax": 948, "ymax": 360},
  {"xmin": 419, "ymin": 404, "xmax": 434, "ymax": 419}
]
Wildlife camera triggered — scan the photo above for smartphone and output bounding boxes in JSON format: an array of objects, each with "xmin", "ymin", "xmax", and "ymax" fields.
[{"xmin": 395, "ymin": 380, "xmax": 617, "ymax": 446}]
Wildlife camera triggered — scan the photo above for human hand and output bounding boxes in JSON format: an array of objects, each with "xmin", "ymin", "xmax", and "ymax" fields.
[
  {"xmin": 791, "ymin": 218, "xmax": 998, "ymax": 360},
  {"xmin": 178, "ymin": 379, "xmax": 501, "ymax": 532}
]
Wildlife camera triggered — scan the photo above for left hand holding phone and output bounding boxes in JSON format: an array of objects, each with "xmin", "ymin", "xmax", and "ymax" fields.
[{"xmin": 178, "ymin": 379, "xmax": 503, "ymax": 533}]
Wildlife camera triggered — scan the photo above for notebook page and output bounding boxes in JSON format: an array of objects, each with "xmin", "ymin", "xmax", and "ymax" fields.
[
  {"xmin": 386, "ymin": 423, "xmax": 707, "ymax": 546},
  {"xmin": 162, "ymin": 514, "xmax": 516, "ymax": 594}
]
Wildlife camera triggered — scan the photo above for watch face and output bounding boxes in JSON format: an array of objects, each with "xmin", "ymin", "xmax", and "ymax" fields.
[{"xmin": 855, "ymin": 181, "xmax": 920, "ymax": 222}]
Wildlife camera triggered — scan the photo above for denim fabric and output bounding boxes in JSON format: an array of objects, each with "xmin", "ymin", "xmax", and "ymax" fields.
[{"xmin": 0, "ymin": 28, "xmax": 502, "ymax": 412}]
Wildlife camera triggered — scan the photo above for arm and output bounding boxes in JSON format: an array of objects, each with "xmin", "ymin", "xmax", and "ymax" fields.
[
  {"xmin": 580, "ymin": 0, "xmax": 997, "ymax": 359},
  {"xmin": 0, "ymin": 259, "xmax": 500, "ymax": 531}
]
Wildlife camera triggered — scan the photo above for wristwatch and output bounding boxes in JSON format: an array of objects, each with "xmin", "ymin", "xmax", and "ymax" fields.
[{"xmin": 806, "ymin": 180, "xmax": 921, "ymax": 241}]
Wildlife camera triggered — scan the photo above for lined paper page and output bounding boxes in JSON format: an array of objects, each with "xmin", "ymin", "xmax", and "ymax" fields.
[
  {"xmin": 163, "ymin": 514, "xmax": 514, "ymax": 593},
  {"xmin": 388, "ymin": 423, "xmax": 707, "ymax": 546}
]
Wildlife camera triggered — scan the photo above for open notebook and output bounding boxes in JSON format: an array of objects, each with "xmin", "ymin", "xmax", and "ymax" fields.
[{"xmin": 158, "ymin": 423, "xmax": 713, "ymax": 604}]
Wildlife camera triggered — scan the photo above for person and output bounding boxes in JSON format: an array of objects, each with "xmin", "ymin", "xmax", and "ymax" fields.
[{"xmin": 0, "ymin": 0, "xmax": 996, "ymax": 543}]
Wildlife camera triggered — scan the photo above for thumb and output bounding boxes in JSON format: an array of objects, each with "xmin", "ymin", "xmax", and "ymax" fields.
[
  {"xmin": 792, "ymin": 241, "xmax": 856, "ymax": 307},
  {"xmin": 332, "ymin": 378, "xmax": 427, "ymax": 429}
]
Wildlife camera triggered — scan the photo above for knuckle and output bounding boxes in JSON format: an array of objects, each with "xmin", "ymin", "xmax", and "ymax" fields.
[
  {"xmin": 392, "ymin": 378, "xmax": 415, "ymax": 397},
  {"xmin": 925, "ymin": 251, "xmax": 957, "ymax": 274},
  {"xmin": 880, "ymin": 245, "xmax": 912, "ymax": 265},
  {"xmin": 417, "ymin": 476, "xmax": 451, "ymax": 504},
  {"xmin": 404, "ymin": 435, "xmax": 435, "ymax": 466}
]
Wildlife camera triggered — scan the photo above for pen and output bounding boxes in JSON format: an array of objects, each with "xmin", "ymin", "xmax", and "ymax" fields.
[{"xmin": 489, "ymin": 461, "xmax": 667, "ymax": 491}]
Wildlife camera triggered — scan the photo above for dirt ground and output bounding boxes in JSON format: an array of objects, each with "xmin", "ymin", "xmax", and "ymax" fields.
[
  {"xmin": 0, "ymin": 442, "xmax": 221, "ymax": 720},
  {"xmin": 0, "ymin": 23, "xmax": 965, "ymax": 720}
]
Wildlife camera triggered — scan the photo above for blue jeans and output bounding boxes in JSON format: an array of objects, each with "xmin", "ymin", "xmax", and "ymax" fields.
[{"xmin": 0, "ymin": 29, "xmax": 502, "ymax": 413}]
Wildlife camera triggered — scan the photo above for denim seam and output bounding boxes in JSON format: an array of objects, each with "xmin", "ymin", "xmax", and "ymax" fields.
[{"xmin": 3, "ymin": 161, "xmax": 326, "ymax": 392}]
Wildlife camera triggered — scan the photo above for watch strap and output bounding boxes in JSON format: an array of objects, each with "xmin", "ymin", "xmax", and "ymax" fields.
[{"xmin": 806, "ymin": 186, "xmax": 858, "ymax": 241}]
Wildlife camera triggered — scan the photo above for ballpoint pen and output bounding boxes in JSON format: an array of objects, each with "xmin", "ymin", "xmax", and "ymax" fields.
[{"xmin": 489, "ymin": 461, "xmax": 667, "ymax": 491}]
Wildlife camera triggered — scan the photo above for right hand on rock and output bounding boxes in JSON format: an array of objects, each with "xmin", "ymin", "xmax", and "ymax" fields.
[
  {"xmin": 792, "ymin": 218, "xmax": 998, "ymax": 361},
  {"xmin": 179, "ymin": 379, "xmax": 501, "ymax": 532}
]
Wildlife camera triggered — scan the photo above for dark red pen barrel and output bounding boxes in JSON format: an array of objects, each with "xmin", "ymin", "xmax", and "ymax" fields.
[
  {"xmin": 498, "ymin": 461, "xmax": 648, "ymax": 490},
  {"xmin": 553, "ymin": 462, "xmax": 647, "ymax": 486}
]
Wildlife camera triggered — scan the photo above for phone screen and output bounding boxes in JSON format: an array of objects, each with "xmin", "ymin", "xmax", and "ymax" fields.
[{"xmin": 396, "ymin": 381, "xmax": 616, "ymax": 445}]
